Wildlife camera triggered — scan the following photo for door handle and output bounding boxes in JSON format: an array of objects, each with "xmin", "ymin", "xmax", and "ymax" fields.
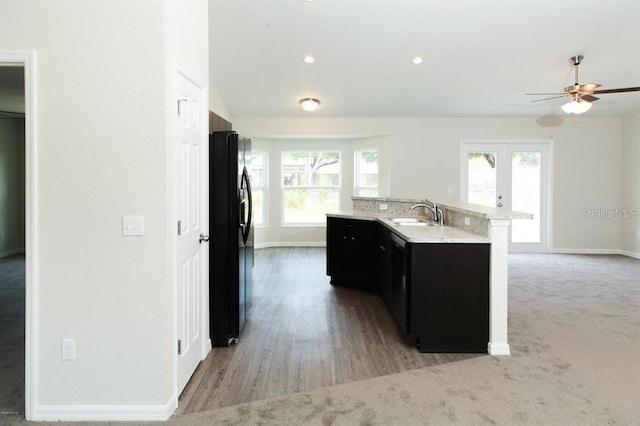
[{"xmin": 199, "ymin": 233, "xmax": 210, "ymax": 243}]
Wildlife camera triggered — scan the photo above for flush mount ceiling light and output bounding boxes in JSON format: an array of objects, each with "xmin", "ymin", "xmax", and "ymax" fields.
[
  {"xmin": 303, "ymin": 55, "xmax": 315, "ymax": 64},
  {"xmin": 411, "ymin": 56, "xmax": 424, "ymax": 65},
  {"xmin": 299, "ymin": 98, "xmax": 320, "ymax": 111}
]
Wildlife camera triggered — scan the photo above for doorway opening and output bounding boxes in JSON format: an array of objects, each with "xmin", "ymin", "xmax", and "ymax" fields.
[
  {"xmin": 461, "ymin": 140, "xmax": 551, "ymax": 253},
  {"xmin": 0, "ymin": 51, "xmax": 35, "ymax": 421},
  {"xmin": 0, "ymin": 64, "xmax": 25, "ymax": 419}
]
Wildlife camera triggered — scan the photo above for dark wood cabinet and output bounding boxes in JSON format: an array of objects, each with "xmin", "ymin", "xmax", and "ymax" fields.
[
  {"xmin": 326, "ymin": 216, "xmax": 490, "ymax": 353},
  {"xmin": 326, "ymin": 216, "xmax": 378, "ymax": 292},
  {"xmin": 407, "ymin": 242, "xmax": 489, "ymax": 353}
]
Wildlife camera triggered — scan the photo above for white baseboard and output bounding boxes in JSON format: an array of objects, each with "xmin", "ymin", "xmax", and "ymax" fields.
[
  {"xmin": 255, "ymin": 242, "xmax": 326, "ymax": 249},
  {"xmin": 32, "ymin": 397, "xmax": 177, "ymax": 422},
  {"xmin": 550, "ymin": 248, "xmax": 622, "ymax": 255},
  {"xmin": 621, "ymin": 250, "xmax": 640, "ymax": 260},
  {"xmin": 488, "ymin": 342, "xmax": 510, "ymax": 356},
  {"xmin": 0, "ymin": 248, "xmax": 25, "ymax": 258}
]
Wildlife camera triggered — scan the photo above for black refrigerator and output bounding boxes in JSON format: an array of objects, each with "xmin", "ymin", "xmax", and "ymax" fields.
[{"xmin": 209, "ymin": 131, "xmax": 254, "ymax": 347}]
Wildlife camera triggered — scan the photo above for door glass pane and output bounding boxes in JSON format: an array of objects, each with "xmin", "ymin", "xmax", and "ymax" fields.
[
  {"xmin": 511, "ymin": 152, "xmax": 541, "ymax": 243},
  {"xmin": 467, "ymin": 152, "xmax": 497, "ymax": 207}
]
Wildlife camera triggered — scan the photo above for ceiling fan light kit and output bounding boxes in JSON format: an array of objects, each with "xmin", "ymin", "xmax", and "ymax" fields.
[
  {"xmin": 561, "ymin": 98, "xmax": 592, "ymax": 115},
  {"xmin": 527, "ymin": 55, "xmax": 640, "ymax": 120}
]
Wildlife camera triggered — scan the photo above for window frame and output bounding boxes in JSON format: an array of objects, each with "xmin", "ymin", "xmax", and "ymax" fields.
[
  {"xmin": 354, "ymin": 149, "xmax": 379, "ymax": 197},
  {"xmin": 248, "ymin": 149, "xmax": 268, "ymax": 228},
  {"xmin": 280, "ymin": 150, "xmax": 342, "ymax": 226}
]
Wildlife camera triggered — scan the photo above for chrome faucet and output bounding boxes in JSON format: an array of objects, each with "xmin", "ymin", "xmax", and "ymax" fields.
[{"xmin": 411, "ymin": 200, "xmax": 444, "ymax": 226}]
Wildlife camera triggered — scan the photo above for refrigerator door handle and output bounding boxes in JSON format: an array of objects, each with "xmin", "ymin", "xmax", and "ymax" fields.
[
  {"xmin": 240, "ymin": 166, "xmax": 252, "ymax": 244},
  {"xmin": 244, "ymin": 167, "xmax": 253, "ymax": 233}
]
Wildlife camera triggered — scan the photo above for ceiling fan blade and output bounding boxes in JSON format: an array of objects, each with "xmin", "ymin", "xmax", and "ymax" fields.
[
  {"xmin": 530, "ymin": 95, "xmax": 565, "ymax": 103},
  {"xmin": 578, "ymin": 83, "xmax": 601, "ymax": 93},
  {"xmin": 592, "ymin": 86, "xmax": 640, "ymax": 94},
  {"xmin": 580, "ymin": 94, "xmax": 599, "ymax": 102},
  {"xmin": 526, "ymin": 92, "xmax": 564, "ymax": 96}
]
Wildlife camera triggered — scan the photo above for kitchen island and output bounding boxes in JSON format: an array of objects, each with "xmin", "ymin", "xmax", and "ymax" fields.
[{"xmin": 327, "ymin": 197, "xmax": 531, "ymax": 355}]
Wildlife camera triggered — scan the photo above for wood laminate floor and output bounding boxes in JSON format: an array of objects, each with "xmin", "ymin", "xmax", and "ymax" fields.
[{"xmin": 177, "ymin": 247, "xmax": 481, "ymax": 414}]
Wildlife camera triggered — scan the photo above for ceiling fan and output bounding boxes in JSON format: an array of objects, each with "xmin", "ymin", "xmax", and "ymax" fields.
[{"xmin": 526, "ymin": 55, "xmax": 640, "ymax": 116}]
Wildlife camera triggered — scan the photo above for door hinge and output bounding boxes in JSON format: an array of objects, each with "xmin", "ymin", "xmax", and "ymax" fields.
[
  {"xmin": 178, "ymin": 339, "xmax": 182, "ymax": 355},
  {"xmin": 178, "ymin": 220, "xmax": 182, "ymax": 236},
  {"xmin": 177, "ymin": 98, "xmax": 188, "ymax": 116}
]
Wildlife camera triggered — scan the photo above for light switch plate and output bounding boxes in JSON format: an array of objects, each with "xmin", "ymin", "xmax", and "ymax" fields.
[{"xmin": 122, "ymin": 215, "xmax": 144, "ymax": 236}]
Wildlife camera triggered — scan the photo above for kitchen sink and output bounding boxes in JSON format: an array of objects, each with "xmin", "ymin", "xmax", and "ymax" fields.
[{"xmin": 389, "ymin": 217, "xmax": 438, "ymax": 226}]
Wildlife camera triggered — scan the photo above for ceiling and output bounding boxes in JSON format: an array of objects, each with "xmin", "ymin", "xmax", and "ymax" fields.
[{"xmin": 209, "ymin": 0, "xmax": 640, "ymax": 119}]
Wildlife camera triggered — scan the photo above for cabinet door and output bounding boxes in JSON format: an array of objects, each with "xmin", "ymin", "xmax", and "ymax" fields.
[
  {"xmin": 326, "ymin": 217, "xmax": 377, "ymax": 290},
  {"xmin": 326, "ymin": 217, "xmax": 352, "ymax": 277}
]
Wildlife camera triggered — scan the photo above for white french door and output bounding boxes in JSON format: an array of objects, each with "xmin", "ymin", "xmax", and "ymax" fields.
[{"xmin": 461, "ymin": 141, "xmax": 550, "ymax": 253}]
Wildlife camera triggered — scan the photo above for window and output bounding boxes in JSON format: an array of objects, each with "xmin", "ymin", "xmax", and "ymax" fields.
[
  {"xmin": 282, "ymin": 151, "xmax": 340, "ymax": 224},
  {"xmin": 248, "ymin": 150, "xmax": 266, "ymax": 226},
  {"xmin": 354, "ymin": 149, "xmax": 379, "ymax": 196}
]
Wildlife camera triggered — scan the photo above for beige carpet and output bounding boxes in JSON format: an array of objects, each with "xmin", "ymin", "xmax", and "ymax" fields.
[{"xmin": 2, "ymin": 253, "xmax": 639, "ymax": 425}]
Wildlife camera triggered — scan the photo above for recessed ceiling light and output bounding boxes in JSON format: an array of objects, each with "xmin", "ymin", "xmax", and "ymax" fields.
[
  {"xmin": 411, "ymin": 56, "xmax": 424, "ymax": 65},
  {"xmin": 303, "ymin": 55, "xmax": 315, "ymax": 64},
  {"xmin": 299, "ymin": 98, "xmax": 320, "ymax": 112}
]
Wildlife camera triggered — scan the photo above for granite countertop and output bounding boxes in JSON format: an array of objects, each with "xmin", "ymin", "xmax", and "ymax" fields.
[
  {"xmin": 432, "ymin": 199, "xmax": 533, "ymax": 220},
  {"xmin": 327, "ymin": 211, "xmax": 490, "ymax": 244}
]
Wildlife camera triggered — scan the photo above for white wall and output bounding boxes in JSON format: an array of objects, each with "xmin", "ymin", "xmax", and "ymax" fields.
[
  {"xmin": 1, "ymin": 0, "xmax": 207, "ymax": 420},
  {"xmin": 235, "ymin": 116, "xmax": 623, "ymax": 251},
  {"xmin": 0, "ymin": 118, "xmax": 25, "ymax": 255},
  {"xmin": 621, "ymin": 109, "xmax": 640, "ymax": 257}
]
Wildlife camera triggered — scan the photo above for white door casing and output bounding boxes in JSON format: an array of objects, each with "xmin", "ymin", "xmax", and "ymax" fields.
[{"xmin": 175, "ymin": 65, "xmax": 209, "ymax": 394}]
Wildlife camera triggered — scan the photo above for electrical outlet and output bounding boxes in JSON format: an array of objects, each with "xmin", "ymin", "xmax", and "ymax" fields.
[
  {"xmin": 464, "ymin": 217, "xmax": 471, "ymax": 226},
  {"xmin": 62, "ymin": 339, "xmax": 75, "ymax": 361},
  {"xmin": 379, "ymin": 203, "xmax": 388, "ymax": 211}
]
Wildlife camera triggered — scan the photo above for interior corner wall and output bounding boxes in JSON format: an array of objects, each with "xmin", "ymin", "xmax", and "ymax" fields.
[
  {"xmin": 621, "ymin": 109, "xmax": 640, "ymax": 256},
  {"xmin": 235, "ymin": 116, "xmax": 623, "ymax": 252},
  {"xmin": 1, "ymin": 0, "xmax": 179, "ymax": 420},
  {"xmin": 0, "ymin": 118, "xmax": 25, "ymax": 255}
]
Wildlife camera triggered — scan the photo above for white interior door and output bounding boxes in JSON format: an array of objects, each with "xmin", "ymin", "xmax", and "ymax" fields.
[
  {"xmin": 461, "ymin": 141, "xmax": 550, "ymax": 253},
  {"xmin": 175, "ymin": 68, "xmax": 209, "ymax": 393}
]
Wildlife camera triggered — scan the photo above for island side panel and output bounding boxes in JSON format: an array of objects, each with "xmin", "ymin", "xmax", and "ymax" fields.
[{"xmin": 409, "ymin": 243, "xmax": 490, "ymax": 353}]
